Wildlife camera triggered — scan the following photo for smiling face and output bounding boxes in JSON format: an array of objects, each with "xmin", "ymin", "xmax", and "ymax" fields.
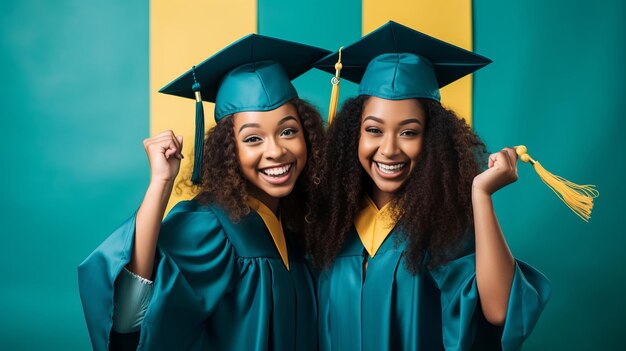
[
  {"xmin": 233, "ymin": 103, "xmax": 307, "ymax": 205},
  {"xmin": 358, "ymin": 96, "xmax": 426, "ymax": 206}
]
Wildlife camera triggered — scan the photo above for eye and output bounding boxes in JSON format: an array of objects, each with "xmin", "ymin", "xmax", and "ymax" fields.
[
  {"xmin": 243, "ymin": 135, "xmax": 262, "ymax": 143},
  {"xmin": 400, "ymin": 130, "xmax": 420, "ymax": 137},
  {"xmin": 365, "ymin": 127, "xmax": 382, "ymax": 134},
  {"xmin": 280, "ymin": 128, "xmax": 299, "ymax": 137}
]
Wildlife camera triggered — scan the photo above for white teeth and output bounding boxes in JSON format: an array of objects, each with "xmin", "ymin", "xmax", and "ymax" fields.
[
  {"xmin": 261, "ymin": 164, "xmax": 292, "ymax": 177},
  {"xmin": 376, "ymin": 162, "xmax": 406, "ymax": 174}
]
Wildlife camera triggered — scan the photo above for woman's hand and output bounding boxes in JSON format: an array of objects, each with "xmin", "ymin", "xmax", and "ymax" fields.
[
  {"xmin": 472, "ymin": 147, "xmax": 518, "ymax": 196},
  {"xmin": 129, "ymin": 131, "xmax": 183, "ymax": 279},
  {"xmin": 472, "ymin": 147, "xmax": 518, "ymax": 325},
  {"xmin": 143, "ymin": 130, "xmax": 184, "ymax": 184}
]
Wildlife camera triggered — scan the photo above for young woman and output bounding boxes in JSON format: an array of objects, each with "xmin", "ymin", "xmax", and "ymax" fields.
[
  {"xmin": 78, "ymin": 34, "xmax": 328, "ymax": 351},
  {"xmin": 310, "ymin": 21, "xmax": 551, "ymax": 351}
]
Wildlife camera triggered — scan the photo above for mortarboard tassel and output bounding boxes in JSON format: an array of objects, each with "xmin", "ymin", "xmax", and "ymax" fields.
[
  {"xmin": 191, "ymin": 66, "xmax": 205, "ymax": 185},
  {"xmin": 515, "ymin": 145, "xmax": 599, "ymax": 222},
  {"xmin": 327, "ymin": 47, "xmax": 343, "ymax": 125}
]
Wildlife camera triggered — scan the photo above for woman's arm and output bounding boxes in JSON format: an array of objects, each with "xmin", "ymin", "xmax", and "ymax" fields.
[
  {"xmin": 471, "ymin": 147, "xmax": 518, "ymax": 326},
  {"xmin": 126, "ymin": 130, "xmax": 183, "ymax": 279}
]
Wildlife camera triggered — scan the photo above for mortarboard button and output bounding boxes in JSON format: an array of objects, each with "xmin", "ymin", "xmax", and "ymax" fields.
[{"xmin": 315, "ymin": 20, "xmax": 492, "ymax": 105}]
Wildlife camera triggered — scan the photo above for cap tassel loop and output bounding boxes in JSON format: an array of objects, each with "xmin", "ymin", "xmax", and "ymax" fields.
[
  {"xmin": 327, "ymin": 47, "xmax": 343, "ymax": 125},
  {"xmin": 516, "ymin": 145, "xmax": 599, "ymax": 222},
  {"xmin": 191, "ymin": 66, "xmax": 205, "ymax": 185}
]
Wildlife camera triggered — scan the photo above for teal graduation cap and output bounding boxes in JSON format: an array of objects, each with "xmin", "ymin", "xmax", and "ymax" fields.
[
  {"xmin": 159, "ymin": 34, "xmax": 330, "ymax": 184},
  {"xmin": 315, "ymin": 21, "xmax": 491, "ymax": 122}
]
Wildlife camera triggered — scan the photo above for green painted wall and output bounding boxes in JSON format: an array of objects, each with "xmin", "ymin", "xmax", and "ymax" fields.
[
  {"xmin": 0, "ymin": 0, "xmax": 149, "ymax": 349},
  {"xmin": 473, "ymin": 1, "xmax": 626, "ymax": 349}
]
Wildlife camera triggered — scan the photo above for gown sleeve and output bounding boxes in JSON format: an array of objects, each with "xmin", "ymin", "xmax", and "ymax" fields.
[
  {"xmin": 78, "ymin": 201, "xmax": 239, "ymax": 351},
  {"xmin": 428, "ymin": 253, "xmax": 551, "ymax": 351},
  {"xmin": 112, "ymin": 267, "xmax": 154, "ymax": 334}
]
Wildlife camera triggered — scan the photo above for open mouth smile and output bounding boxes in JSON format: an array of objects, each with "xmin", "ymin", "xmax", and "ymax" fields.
[
  {"xmin": 258, "ymin": 163, "xmax": 294, "ymax": 185},
  {"xmin": 374, "ymin": 161, "xmax": 407, "ymax": 178}
]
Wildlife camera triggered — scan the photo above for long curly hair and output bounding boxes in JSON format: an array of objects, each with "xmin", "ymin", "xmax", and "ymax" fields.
[
  {"xmin": 193, "ymin": 98, "xmax": 325, "ymax": 251},
  {"xmin": 308, "ymin": 95, "xmax": 487, "ymax": 272}
]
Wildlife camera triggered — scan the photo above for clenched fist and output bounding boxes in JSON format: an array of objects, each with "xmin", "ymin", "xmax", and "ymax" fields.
[
  {"xmin": 143, "ymin": 130, "xmax": 184, "ymax": 183},
  {"xmin": 472, "ymin": 147, "xmax": 519, "ymax": 196}
]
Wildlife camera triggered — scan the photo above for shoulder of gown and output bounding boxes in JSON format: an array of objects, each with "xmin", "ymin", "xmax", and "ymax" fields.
[
  {"xmin": 78, "ymin": 200, "xmax": 239, "ymax": 351},
  {"xmin": 428, "ymin": 243, "xmax": 552, "ymax": 351}
]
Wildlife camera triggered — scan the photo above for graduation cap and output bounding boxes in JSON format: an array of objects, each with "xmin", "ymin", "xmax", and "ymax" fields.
[
  {"xmin": 317, "ymin": 21, "xmax": 598, "ymax": 221},
  {"xmin": 315, "ymin": 20, "xmax": 492, "ymax": 123},
  {"xmin": 159, "ymin": 34, "xmax": 330, "ymax": 184}
]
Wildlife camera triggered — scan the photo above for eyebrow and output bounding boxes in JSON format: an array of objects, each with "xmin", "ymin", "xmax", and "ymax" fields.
[
  {"xmin": 278, "ymin": 115, "xmax": 298, "ymax": 125},
  {"xmin": 238, "ymin": 123, "xmax": 261, "ymax": 133},
  {"xmin": 363, "ymin": 116, "xmax": 423, "ymax": 126},
  {"xmin": 363, "ymin": 116, "xmax": 384, "ymax": 124},
  {"xmin": 399, "ymin": 118, "xmax": 423, "ymax": 126}
]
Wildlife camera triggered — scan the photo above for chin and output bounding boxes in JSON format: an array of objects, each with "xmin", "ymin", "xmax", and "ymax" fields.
[
  {"xmin": 372, "ymin": 180, "xmax": 404, "ymax": 195},
  {"xmin": 259, "ymin": 185, "xmax": 296, "ymax": 199}
]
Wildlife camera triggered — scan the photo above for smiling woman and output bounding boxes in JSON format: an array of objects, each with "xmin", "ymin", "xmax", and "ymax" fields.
[
  {"xmin": 309, "ymin": 21, "xmax": 551, "ymax": 351},
  {"xmin": 235, "ymin": 104, "xmax": 308, "ymax": 206},
  {"xmin": 77, "ymin": 34, "xmax": 328, "ymax": 351},
  {"xmin": 358, "ymin": 97, "xmax": 425, "ymax": 206},
  {"xmin": 197, "ymin": 97, "xmax": 322, "ymax": 226}
]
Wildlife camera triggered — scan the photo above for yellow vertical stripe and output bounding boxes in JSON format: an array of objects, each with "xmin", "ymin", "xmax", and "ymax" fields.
[
  {"xmin": 362, "ymin": 0, "xmax": 474, "ymax": 124},
  {"xmin": 150, "ymin": 0, "xmax": 257, "ymax": 211}
]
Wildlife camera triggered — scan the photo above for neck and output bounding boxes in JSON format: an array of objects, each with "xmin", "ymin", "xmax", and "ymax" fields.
[
  {"xmin": 369, "ymin": 186, "xmax": 394, "ymax": 210},
  {"xmin": 250, "ymin": 188, "xmax": 280, "ymax": 216}
]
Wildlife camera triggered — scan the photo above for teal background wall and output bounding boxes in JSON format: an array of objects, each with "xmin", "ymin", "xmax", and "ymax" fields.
[
  {"xmin": 1, "ymin": 0, "xmax": 624, "ymax": 350},
  {"xmin": 258, "ymin": 0, "xmax": 362, "ymax": 120},
  {"xmin": 0, "ymin": 0, "xmax": 149, "ymax": 349},
  {"xmin": 473, "ymin": 1, "xmax": 626, "ymax": 349}
]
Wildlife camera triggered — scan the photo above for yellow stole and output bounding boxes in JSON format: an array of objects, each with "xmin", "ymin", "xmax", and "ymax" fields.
[
  {"xmin": 354, "ymin": 195, "xmax": 398, "ymax": 257},
  {"xmin": 246, "ymin": 197, "xmax": 290, "ymax": 270}
]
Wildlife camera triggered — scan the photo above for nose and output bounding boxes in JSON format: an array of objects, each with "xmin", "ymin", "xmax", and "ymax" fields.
[
  {"xmin": 265, "ymin": 137, "xmax": 287, "ymax": 160},
  {"xmin": 380, "ymin": 134, "xmax": 399, "ymax": 158}
]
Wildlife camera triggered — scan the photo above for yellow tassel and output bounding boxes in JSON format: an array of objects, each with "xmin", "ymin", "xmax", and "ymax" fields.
[
  {"xmin": 516, "ymin": 145, "xmax": 599, "ymax": 222},
  {"xmin": 327, "ymin": 47, "xmax": 343, "ymax": 125}
]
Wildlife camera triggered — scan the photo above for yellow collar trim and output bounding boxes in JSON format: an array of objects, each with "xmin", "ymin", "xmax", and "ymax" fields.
[
  {"xmin": 246, "ymin": 197, "xmax": 289, "ymax": 270},
  {"xmin": 354, "ymin": 195, "xmax": 398, "ymax": 257}
]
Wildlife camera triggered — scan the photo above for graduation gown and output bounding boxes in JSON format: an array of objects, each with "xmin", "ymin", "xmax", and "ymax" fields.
[
  {"xmin": 78, "ymin": 200, "xmax": 317, "ymax": 351},
  {"xmin": 317, "ymin": 227, "xmax": 551, "ymax": 351}
]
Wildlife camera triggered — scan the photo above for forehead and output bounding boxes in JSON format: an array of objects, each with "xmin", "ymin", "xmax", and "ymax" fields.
[
  {"xmin": 232, "ymin": 103, "xmax": 300, "ymax": 131},
  {"xmin": 361, "ymin": 96, "xmax": 425, "ymax": 123}
]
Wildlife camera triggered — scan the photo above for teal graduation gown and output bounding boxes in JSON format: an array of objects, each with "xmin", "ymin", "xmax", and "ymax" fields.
[
  {"xmin": 78, "ymin": 200, "xmax": 317, "ymax": 351},
  {"xmin": 317, "ymin": 228, "xmax": 551, "ymax": 351}
]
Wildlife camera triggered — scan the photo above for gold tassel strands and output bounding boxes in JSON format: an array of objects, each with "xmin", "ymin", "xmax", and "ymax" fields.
[
  {"xmin": 327, "ymin": 47, "xmax": 343, "ymax": 126},
  {"xmin": 515, "ymin": 145, "xmax": 599, "ymax": 222}
]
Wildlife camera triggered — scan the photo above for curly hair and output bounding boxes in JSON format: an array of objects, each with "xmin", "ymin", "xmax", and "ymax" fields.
[
  {"xmin": 192, "ymin": 98, "xmax": 325, "ymax": 251},
  {"xmin": 308, "ymin": 96, "xmax": 487, "ymax": 272}
]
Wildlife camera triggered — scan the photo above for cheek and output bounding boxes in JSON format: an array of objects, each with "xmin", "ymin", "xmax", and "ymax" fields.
[
  {"xmin": 358, "ymin": 135, "xmax": 376, "ymax": 160},
  {"xmin": 236, "ymin": 144, "xmax": 258, "ymax": 174},
  {"xmin": 358, "ymin": 135, "xmax": 373, "ymax": 170},
  {"xmin": 293, "ymin": 135, "xmax": 308, "ymax": 167},
  {"xmin": 407, "ymin": 139, "xmax": 424, "ymax": 164}
]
